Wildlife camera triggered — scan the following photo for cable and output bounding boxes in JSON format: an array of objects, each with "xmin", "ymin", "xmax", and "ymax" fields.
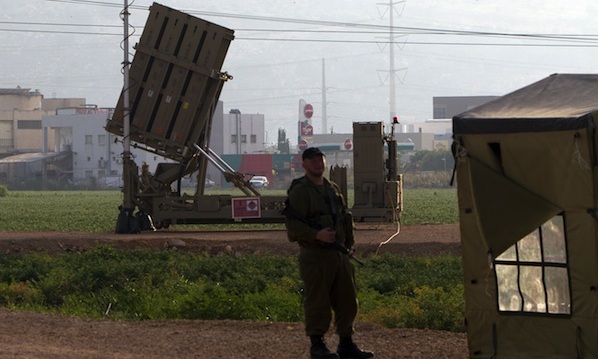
[
  {"xmin": 31, "ymin": 0, "xmax": 598, "ymax": 46},
  {"xmin": 375, "ymin": 220, "xmax": 401, "ymax": 255},
  {"xmin": 235, "ymin": 37, "xmax": 598, "ymax": 47},
  {"xmin": 4, "ymin": 18, "xmax": 598, "ymax": 43},
  {"xmin": 0, "ymin": 25, "xmax": 595, "ymax": 46},
  {"xmin": 12, "ymin": 4, "xmax": 598, "ymax": 47},
  {"xmin": 0, "ymin": 20, "xmax": 122, "ymax": 28},
  {"xmin": 2, "ymin": 26, "xmax": 597, "ymax": 47},
  {"xmin": 375, "ymin": 186, "xmax": 402, "ymax": 255},
  {"xmin": 38, "ymin": 0, "xmax": 131, "ymax": 8},
  {"xmin": 120, "ymin": 0, "xmax": 137, "ymax": 60},
  {"xmin": 0, "ymin": 28, "xmax": 119, "ymax": 36}
]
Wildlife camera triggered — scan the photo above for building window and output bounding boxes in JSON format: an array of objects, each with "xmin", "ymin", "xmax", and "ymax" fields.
[
  {"xmin": 0, "ymin": 139, "xmax": 14, "ymax": 147},
  {"xmin": 231, "ymin": 134, "xmax": 238, "ymax": 143},
  {"xmin": 85, "ymin": 170, "xmax": 94, "ymax": 178},
  {"xmin": 250, "ymin": 134, "xmax": 257, "ymax": 144},
  {"xmin": 433, "ymin": 106, "xmax": 447, "ymax": 119},
  {"xmin": 17, "ymin": 120, "xmax": 42, "ymax": 129},
  {"xmin": 495, "ymin": 215, "xmax": 570, "ymax": 315},
  {"xmin": 85, "ymin": 135, "xmax": 93, "ymax": 145},
  {"xmin": 241, "ymin": 134, "xmax": 247, "ymax": 143},
  {"xmin": 98, "ymin": 134, "xmax": 106, "ymax": 146}
]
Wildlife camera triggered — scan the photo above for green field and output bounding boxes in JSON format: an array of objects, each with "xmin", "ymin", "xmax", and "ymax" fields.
[{"xmin": 0, "ymin": 188, "xmax": 458, "ymax": 232}]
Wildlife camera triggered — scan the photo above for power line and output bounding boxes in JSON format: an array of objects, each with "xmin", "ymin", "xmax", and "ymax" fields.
[
  {"xmin": 236, "ymin": 37, "xmax": 598, "ymax": 47},
  {"xmin": 175, "ymin": 8, "xmax": 598, "ymax": 43},
  {"xmin": 0, "ymin": 20, "xmax": 122, "ymax": 28},
  {"xmin": 0, "ymin": 28, "xmax": 119, "ymax": 36},
  {"xmin": 26, "ymin": 1, "xmax": 598, "ymax": 47},
  {"xmin": 37, "ymin": 0, "xmax": 125, "ymax": 8},
  {"xmin": 2, "ymin": 26, "xmax": 598, "ymax": 47}
]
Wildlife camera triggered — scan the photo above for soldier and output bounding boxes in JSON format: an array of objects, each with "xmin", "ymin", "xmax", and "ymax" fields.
[{"xmin": 285, "ymin": 147, "xmax": 374, "ymax": 359}]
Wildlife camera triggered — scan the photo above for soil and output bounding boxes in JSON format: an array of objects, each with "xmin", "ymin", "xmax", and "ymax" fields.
[{"xmin": 0, "ymin": 223, "xmax": 468, "ymax": 359}]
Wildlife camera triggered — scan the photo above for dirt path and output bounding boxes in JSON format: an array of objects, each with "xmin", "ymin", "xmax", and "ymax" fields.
[{"xmin": 0, "ymin": 223, "xmax": 460, "ymax": 257}]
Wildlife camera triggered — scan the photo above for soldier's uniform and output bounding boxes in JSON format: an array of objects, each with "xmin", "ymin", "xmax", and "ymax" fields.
[
  {"xmin": 285, "ymin": 175, "xmax": 357, "ymax": 338},
  {"xmin": 285, "ymin": 147, "xmax": 373, "ymax": 359}
]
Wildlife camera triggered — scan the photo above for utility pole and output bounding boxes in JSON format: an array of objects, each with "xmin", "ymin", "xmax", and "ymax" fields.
[
  {"xmin": 116, "ymin": 0, "xmax": 135, "ymax": 233},
  {"xmin": 321, "ymin": 58, "xmax": 328, "ymax": 134},
  {"xmin": 122, "ymin": 0, "xmax": 132, "ymax": 209}
]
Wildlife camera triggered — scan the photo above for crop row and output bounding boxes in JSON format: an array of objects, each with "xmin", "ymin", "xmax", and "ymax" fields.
[{"xmin": 0, "ymin": 188, "xmax": 458, "ymax": 232}]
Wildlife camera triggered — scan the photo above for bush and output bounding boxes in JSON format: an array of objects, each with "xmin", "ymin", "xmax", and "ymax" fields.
[
  {"xmin": 0, "ymin": 282, "xmax": 44, "ymax": 307},
  {"xmin": 0, "ymin": 185, "xmax": 8, "ymax": 197},
  {"xmin": 0, "ymin": 248, "xmax": 465, "ymax": 331}
]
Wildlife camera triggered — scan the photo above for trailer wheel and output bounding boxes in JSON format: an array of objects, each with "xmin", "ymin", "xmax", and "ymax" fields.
[{"xmin": 153, "ymin": 220, "xmax": 170, "ymax": 229}]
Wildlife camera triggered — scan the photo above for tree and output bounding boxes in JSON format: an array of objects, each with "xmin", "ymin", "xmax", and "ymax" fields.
[
  {"xmin": 277, "ymin": 128, "xmax": 290, "ymax": 154},
  {"xmin": 406, "ymin": 150, "xmax": 453, "ymax": 172}
]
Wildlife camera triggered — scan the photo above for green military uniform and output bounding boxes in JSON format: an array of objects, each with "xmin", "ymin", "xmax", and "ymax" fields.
[{"xmin": 285, "ymin": 175, "xmax": 357, "ymax": 338}]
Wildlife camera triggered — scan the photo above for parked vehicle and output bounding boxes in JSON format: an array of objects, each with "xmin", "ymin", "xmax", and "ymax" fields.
[
  {"xmin": 249, "ymin": 175, "xmax": 269, "ymax": 188},
  {"xmin": 205, "ymin": 178, "xmax": 215, "ymax": 188}
]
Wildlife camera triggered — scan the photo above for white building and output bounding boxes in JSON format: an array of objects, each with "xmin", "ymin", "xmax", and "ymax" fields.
[
  {"xmin": 220, "ymin": 109, "xmax": 266, "ymax": 154},
  {"xmin": 37, "ymin": 103, "xmax": 267, "ymax": 188},
  {"xmin": 408, "ymin": 119, "xmax": 452, "ymax": 136},
  {"xmin": 42, "ymin": 107, "xmax": 170, "ymax": 187}
]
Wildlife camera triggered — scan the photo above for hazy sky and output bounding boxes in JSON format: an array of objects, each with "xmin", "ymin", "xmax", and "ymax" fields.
[{"xmin": 2, "ymin": 0, "xmax": 598, "ymax": 143}]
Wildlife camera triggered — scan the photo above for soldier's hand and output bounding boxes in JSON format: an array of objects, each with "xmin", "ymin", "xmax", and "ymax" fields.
[{"xmin": 316, "ymin": 228, "xmax": 336, "ymax": 243}]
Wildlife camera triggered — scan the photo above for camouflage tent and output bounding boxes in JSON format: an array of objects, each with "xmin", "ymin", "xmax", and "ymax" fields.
[{"xmin": 453, "ymin": 73, "xmax": 598, "ymax": 358}]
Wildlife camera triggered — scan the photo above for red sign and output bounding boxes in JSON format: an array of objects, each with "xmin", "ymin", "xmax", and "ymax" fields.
[
  {"xmin": 301, "ymin": 123, "xmax": 313, "ymax": 136},
  {"xmin": 344, "ymin": 138, "xmax": 353, "ymax": 150},
  {"xmin": 304, "ymin": 104, "xmax": 314, "ymax": 119},
  {"xmin": 299, "ymin": 139, "xmax": 308, "ymax": 151},
  {"xmin": 232, "ymin": 197, "xmax": 261, "ymax": 219}
]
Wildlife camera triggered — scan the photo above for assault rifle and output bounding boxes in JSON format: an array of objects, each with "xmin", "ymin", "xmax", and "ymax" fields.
[
  {"xmin": 329, "ymin": 239, "xmax": 365, "ymax": 266},
  {"xmin": 283, "ymin": 203, "xmax": 364, "ymax": 266}
]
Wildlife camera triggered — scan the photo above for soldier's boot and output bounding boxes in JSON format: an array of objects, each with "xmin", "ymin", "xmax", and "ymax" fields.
[
  {"xmin": 337, "ymin": 336, "xmax": 374, "ymax": 359},
  {"xmin": 310, "ymin": 336, "xmax": 339, "ymax": 359}
]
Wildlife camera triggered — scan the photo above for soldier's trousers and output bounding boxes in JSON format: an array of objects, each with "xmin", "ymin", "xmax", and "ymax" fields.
[{"xmin": 298, "ymin": 246, "xmax": 358, "ymax": 337}]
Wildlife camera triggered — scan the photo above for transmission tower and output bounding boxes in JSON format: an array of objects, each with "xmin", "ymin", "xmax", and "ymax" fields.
[{"xmin": 377, "ymin": 1, "xmax": 406, "ymax": 122}]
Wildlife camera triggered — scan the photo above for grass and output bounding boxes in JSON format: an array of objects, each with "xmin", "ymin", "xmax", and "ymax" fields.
[
  {"xmin": 0, "ymin": 188, "xmax": 458, "ymax": 232},
  {"xmin": 0, "ymin": 191, "xmax": 121, "ymax": 232},
  {"xmin": 401, "ymin": 188, "xmax": 458, "ymax": 225}
]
